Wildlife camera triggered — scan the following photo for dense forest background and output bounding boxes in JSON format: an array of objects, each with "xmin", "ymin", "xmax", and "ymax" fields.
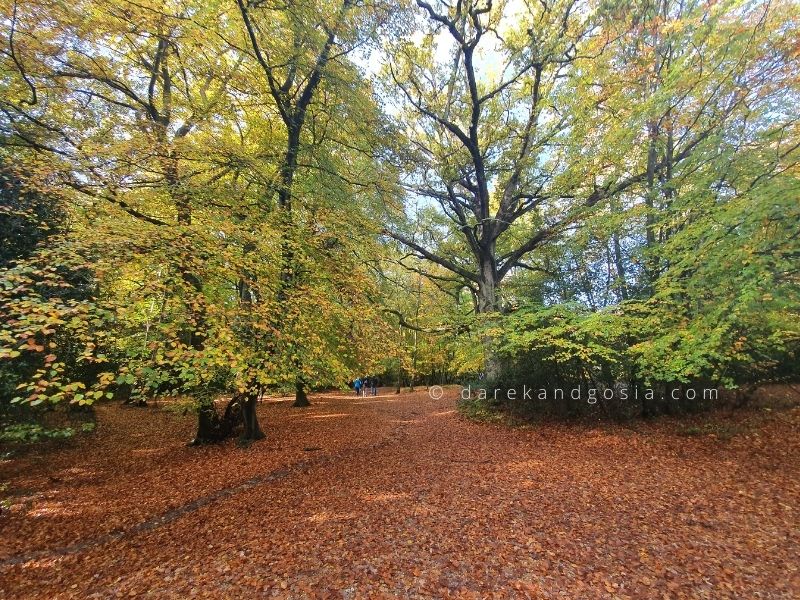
[{"xmin": 1, "ymin": 0, "xmax": 798, "ymax": 442}]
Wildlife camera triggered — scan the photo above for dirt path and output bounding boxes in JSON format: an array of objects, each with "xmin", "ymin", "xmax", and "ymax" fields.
[{"xmin": 1, "ymin": 389, "xmax": 799, "ymax": 598}]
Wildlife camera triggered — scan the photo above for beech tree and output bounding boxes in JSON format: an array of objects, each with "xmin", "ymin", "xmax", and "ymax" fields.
[
  {"xmin": 234, "ymin": 0, "xmax": 396, "ymax": 405},
  {"xmin": 1, "ymin": 0, "xmax": 394, "ymax": 440},
  {"xmin": 0, "ymin": 0, "xmax": 255, "ymax": 440},
  {"xmin": 382, "ymin": 0, "xmax": 797, "ymax": 377}
]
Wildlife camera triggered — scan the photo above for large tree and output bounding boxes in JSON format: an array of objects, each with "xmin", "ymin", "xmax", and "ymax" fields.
[
  {"xmin": 234, "ymin": 0, "xmax": 396, "ymax": 405},
  {"xmin": 1, "ymin": 0, "xmax": 398, "ymax": 437},
  {"xmin": 1, "ymin": 0, "xmax": 262, "ymax": 440},
  {"xmin": 383, "ymin": 0, "xmax": 796, "ymax": 377}
]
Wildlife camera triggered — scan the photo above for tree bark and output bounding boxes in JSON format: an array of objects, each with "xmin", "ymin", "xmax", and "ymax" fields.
[
  {"xmin": 476, "ymin": 254, "xmax": 502, "ymax": 380},
  {"xmin": 293, "ymin": 378, "xmax": 310, "ymax": 407},
  {"xmin": 241, "ymin": 391, "xmax": 265, "ymax": 441},
  {"xmin": 191, "ymin": 402, "xmax": 224, "ymax": 445},
  {"xmin": 612, "ymin": 233, "xmax": 629, "ymax": 300}
]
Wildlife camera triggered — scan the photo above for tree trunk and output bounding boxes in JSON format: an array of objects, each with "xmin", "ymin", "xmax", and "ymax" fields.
[
  {"xmin": 644, "ymin": 121, "xmax": 660, "ymax": 291},
  {"xmin": 165, "ymin": 152, "xmax": 217, "ymax": 444},
  {"xmin": 395, "ymin": 325, "xmax": 403, "ymax": 393},
  {"xmin": 477, "ymin": 256, "xmax": 502, "ymax": 381},
  {"xmin": 482, "ymin": 340, "xmax": 502, "ymax": 382},
  {"xmin": 293, "ymin": 378, "xmax": 310, "ymax": 407},
  {"xmin": 410, "ymin": 328, "xmax": 417, "ymax": 392},
  {"xmin": 241, "ymin": 392, "xmax": 265, "ymax": 441},
  {"xmin": 191, "ymin": 402, "xmax": 222, "ymax": 445},
  {"xmin": 476, "ymin": 256, "xmax": 498, "ymax": 313},
  {"xmin": 234, "ymin": 260, "xmax": 265, "ymax": 439},
  {"xmin": 612, "ymin": 233, "xmax": 629, "ymax": 300}
]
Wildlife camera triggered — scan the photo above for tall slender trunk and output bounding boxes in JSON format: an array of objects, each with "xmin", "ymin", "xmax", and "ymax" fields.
[
  {"xmin": 612, "ymin": 233, "xmax": 629, "ymax": 300},
  {"xmin": 165, "ymin": 151, "xmax": 220, "ymax": 443},
  {"xmin": 237, "ymin": 0, "xmax": 355, "ymax": 409},
  {"xmin": 396, "ymin": 324, "xmax": 403, "ymax": 394},
  {"xmin": 276, "ymin": 126, "xmax": 310, "ymax": 407},
  {"xmin": 410, "ymin": 327, "xmax": 417, "ymax": 392},
  {"xmin": 644, "ymin": 122, "xmax": 661, "ymax": 294}
]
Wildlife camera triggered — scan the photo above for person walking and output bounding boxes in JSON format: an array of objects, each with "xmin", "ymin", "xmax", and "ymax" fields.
[
  {"xmin": 353, "ymin": 377, "xmax": 362, "ymax": 396},
  {"xmin": 370, "ymin": 376, "xmax": 378, "ymax": 396}
]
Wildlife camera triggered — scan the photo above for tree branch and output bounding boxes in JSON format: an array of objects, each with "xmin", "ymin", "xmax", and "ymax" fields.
[{"xmin": 384, "ymin": 229, "xmax": 479, "ymax": 283}]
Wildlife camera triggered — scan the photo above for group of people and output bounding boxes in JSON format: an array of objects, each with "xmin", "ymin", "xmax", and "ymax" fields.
[{"xmin": 352, "ymin": 376, "xmax": 378, "ymax": 397}]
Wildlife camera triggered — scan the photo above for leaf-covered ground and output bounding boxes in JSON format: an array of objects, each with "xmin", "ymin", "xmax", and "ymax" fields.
[{"xmin": 1, "ymin": 388, "xmax": 799, "ymax": 598}]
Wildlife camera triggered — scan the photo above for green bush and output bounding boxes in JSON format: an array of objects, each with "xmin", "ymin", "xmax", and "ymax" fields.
[{"xmin": 0, "ymin": 423, "xmax": 75, "ymax": 443}]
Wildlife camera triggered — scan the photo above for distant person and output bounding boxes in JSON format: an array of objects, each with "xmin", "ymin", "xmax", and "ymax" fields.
[
  {"xmin": 362, "ymin": 376, "xmax": 370, "ymax": 397},
  {"xmin": 370, "ymin": 376, "xmax": 378, "ymax": 396},
  {"xmin": 353, "ymin": 377, "xmax": 362, "ymax": 396}
]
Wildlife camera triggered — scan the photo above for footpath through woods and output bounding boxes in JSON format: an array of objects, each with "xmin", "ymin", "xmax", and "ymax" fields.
[{"xmin": 1, "ymin": 388, "xmax": 799, "ymax": 598}]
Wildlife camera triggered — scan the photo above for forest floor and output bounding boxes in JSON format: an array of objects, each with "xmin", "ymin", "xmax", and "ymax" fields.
[{"xmin": 1, "ymin": 386, "xmax": 799, "ymax": 599}]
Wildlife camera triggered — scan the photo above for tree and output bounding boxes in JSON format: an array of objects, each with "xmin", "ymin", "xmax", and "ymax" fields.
[
  {"xmin": 1, "ymin": 0, "xmax": 399, "ymax": 439},
  {"xmin": 0, "ymin": 0, "xmax": 264, "ymax": 440},
  {"xmin": 382, "ymin": 0, "xmax": 797, "ymax": 378},
  {"xmin": 234, "ymin": 0, "xmax": 396, "ymax": 406}
]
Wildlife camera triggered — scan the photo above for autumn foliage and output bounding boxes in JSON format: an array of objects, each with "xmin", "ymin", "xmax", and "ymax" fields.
[{"xmin": 0, "ymin": 0, "xmax": 799, "ymax": 595}]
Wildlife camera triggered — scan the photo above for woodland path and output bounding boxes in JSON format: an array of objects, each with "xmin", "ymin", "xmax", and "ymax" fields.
[{"xmin": 1, "ymin": 388, "xmax": 798, "ymax": 598}]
